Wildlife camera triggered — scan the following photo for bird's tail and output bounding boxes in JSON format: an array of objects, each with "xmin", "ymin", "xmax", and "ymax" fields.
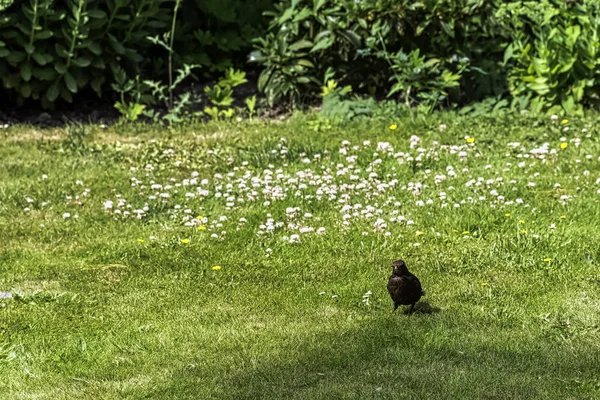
[{"xmin": 421, "ymin": 290, "xmax": 426, "ymax": 296}]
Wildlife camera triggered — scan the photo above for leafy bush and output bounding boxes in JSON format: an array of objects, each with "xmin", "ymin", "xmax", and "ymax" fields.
[
  {"xmin": 3, "ymin": 0, "xmax": 600, "ymax": 117},
  {"xmin": 501, "ymin": 0, "xmax": 600, "ymax": 116},
  {"xmin": 179, "ymin": 0, "xmax": 274, "ymax": 75},
  {"xmin": 0, "ymin": 0, "xmax": 170, "ymax": 108},
  {"xmin": 317, "ymin": 78, "xmax": 411, "ymax": 123},
  {"xmin": 250, "ymin": 0, "xmax": 363, "ymax": 106},
  {"xmin": 0, "ymin": 0, "xmax": 12, "ymax": 11},
  {"xmin": 0, "ymin": 0, "xmax": 272, "ymax": 110},
  {"xmin": 386, "ymin": 49, "xmax": 466, "ymax": 112},
  {"xmin": 112, "ymin": 66, "xmax": 250, "ymax": 125},
  {"xmin": 252, "ymin": 0, "xmax": 600, "ymax": 115},
  {"xmin": 251, "ymin": 0, "xmax": 509, "ymax": 109}
]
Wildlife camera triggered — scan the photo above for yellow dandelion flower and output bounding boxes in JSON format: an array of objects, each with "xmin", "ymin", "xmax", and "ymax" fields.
[
  {"xmin": 560, "ymin": 142, "xmax": 568, "ymax": 149},
  {"xmin": 462, "ymin": 231, "xmax": 469, "ymax": 235},
  {"xmin": 519, "ymin": 220, "xmax": 525, "ymax": 224},
  {"xmin": 520, "ymin": 229, "xmax": 527, "ymax": 233},
  {"xmin": 137, "ymin": 238, "xmax": 144, "ymax": 243},
  {"xmin": 561, "ymin": 119, "xmax": 568, "ymax": 125},
  {"xmin": 560, "ymin": 215, "xmax": 566, "ymax": 219},
  {"xmin": 212, "ymin": 265, "xmax": 221, "ymax": 271},
  {"xmin": 544, "ymin": 258, "xmax": 552, "ymax": 262},
  {"xmin": 389, "ymin": 124, "xmax": 398, "ymax": 130},
  {"xmin": 415, "ymin": 231, "xmax": 423, "ymax": 237},
  {"xmin": 198, "ymin": 225, "xmax": 206, "ymax": 231},
  {"xmin": 481, "ymin": 282, "xmax": 488, "ymax": 286},
  {"xmin": 466, "ymin": 137, "xmax": 475, "ymax": 143},
  {"xmin": 505, "ymin": 213, "xmax": 511, "ymax": 217},
  {"xmin": 196, "ymin": 215, "xmax": 203, "ymax": 220},
  {"xmin": 181, "ymin": 238, "xmax": 190, "ymax": 244}
]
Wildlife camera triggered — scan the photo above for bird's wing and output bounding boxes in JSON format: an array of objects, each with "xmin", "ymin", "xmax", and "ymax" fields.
[
  {"xmin": 387, "ymin": 275, "xmax": 407, "ymax": 295},
  {"xmin": 407, "ymin": 273, "xmax": 422, "ymax": 290}
]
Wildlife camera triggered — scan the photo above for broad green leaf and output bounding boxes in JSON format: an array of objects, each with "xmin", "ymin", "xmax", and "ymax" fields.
[
  {"xmin": 55, "ymin": 43, "xmax": 69, "ymax": 57},
  {"xmin": 289, "ymin": 40, "xmax": 313, "ymax": 51},
  {"xmin": 440, "ymin": 21, "xmax": 455, "ymax": 38},
  {"xmin": 6, "ymin": 51, "xmax": 26, "ymax": 64},
  {"xmin": 339, "ymin": 30, "xmax": 361, "ymax": 48},
  {"xmin": 60, "ymin": 84, "xmax": 73, "ymax": 102},
  {"xmin": 314, "ymin": 0, "xmax": 326, "ymax": 12},
  {"xmin": 32, "ymin": 52, "xmax": 47, "ymax": 65},
  {"xmin": 4, "ymin": 73, "xmax": 20, "ymax": 89},
  {"xmin": 528, "ymin": 81, "xmax": 550, "ymax": 95},
  {"xmin": 503, "ymin": 44, "xmax": 514, "ymax": 65},
  {"xmin": 33, "ymin": 67, "xmax": 56, "ymax": 80},
  {"xmin": 87, "ymin": 9, "xmax": 107, "ymax": 18},
  {"xmin": 20, "ymin": 62, "xmax": 32, "ymax": 81},
  {"xmin": 279, "ymin": 7, "xmax": 294, "ymax": 25},
  {"xmin": 55, "ymin": 63, "xmax": 68, "ymax": 74},
  {"xmin": 72, "ymin": 56, "xmax": 91, "ymax": 67},
  {"xmin": 311, "ymin": 37, "xmax": 334, "ymax": 52},
  {"xmin": 64, "ymin": 72, "xmax": 78, "ymax": 93},
  {"xmin": 293, "ymin": 7, "xmax": 311, "ymax": 22},
  {"xmin": 531, "ymin": 58, "xmax": 549, "ymax": 75},
  {"xmin": 257, "ymin": 69, "xmax": 272, "ymax": 92},
  {"xmin": 21, "ymin": 83, "xmax": 31, "ymax": 98},
  {"xmin": 46, "ymin": 81, "xmax": 60, "ymax": 102},
  {"xmin": 423, "ymin": 58, "xmax": 440, "ymax": 68},
  {"xmin": 415, "ymin": 19, "xmax": 431, "ymax": 36},
  {"xmin": 88, "ymin": 42, "xmax": 102, "ymax": 56},
  {"xmin": 558, "ymin": 57, "xmax": 576, "ymax": 73},
  {"xmin": 572, "ymin": 81, "xmax": 585, "ymax": 101},
  {"xmin": 561, "ymin": 96, "xmax": 576, "ymax": 114},
  {"xmin": 109, "ymin": 35, "xmax": 126, "ymax": 54},
  {"xmin": 296, "ymin": 59, "xmax": 315, "ymax": 68},
  {"xmin": 35, "ymin": 30, "xmax": 53, "ymax": 40}
]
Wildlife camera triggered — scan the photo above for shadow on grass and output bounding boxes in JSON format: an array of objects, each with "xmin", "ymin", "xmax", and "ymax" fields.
[
  {"xmin": 143, "ymin": 313, "xmax": 600, "ymax": 400},
  {"xmin": 400, "ymin": 301, "xmax": 441, "ymax": 315}
]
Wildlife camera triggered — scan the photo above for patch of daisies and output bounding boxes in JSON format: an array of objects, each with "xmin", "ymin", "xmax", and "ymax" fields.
[{"xmin": 22, "ymin": 120, "xmax": 600, "ymax": 245}]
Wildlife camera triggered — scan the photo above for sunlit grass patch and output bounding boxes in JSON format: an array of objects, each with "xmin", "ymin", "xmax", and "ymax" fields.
[{"xmin": 1, "ymin": 113, "xmax": 599, "ymax": 398}]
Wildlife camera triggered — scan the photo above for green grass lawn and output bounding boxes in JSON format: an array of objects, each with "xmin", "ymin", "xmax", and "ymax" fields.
[{"xmin": 1, "ymin": 114, "xmax": 599, "ymax": 399}]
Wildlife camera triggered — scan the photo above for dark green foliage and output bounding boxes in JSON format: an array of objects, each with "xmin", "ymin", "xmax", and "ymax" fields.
[
  {"xmin": 0, "ymin": 0, "xmax": 273, "ymax": 109},
  {"xmin": 0, "ymin": 0, "xmax": 170, "ymax": 108},
  {"xmin": 251, "ymin": 0, "xmax": 509, "ymax": 108},
  {"xmin": 179, "ymin": 0, "xmax": 274, "ymax": 74},
  {"xmin": 252, "ymin": 0, "xmax": 600, "ymax": 115},
  {"xmin": 3, "ymin": 0, "xmax": 600, "ymax": 116},
  {"xmin": 502, "ymin": 0, "xmax": 600, "ymax": 116},
  {"xmin": 250, "ymin": 0, "xmax": 365, "ymax": 106},
  {"xmin": 0, "ymin": 0, "xmax": 12, "ymax": 11}
]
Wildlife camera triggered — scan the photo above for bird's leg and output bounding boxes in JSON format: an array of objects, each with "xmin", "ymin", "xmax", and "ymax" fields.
[
  {"xmin": 392, "ymin": 304, "xmax": 399, "ymax": 313},
  {"xmin": 409, "ymin": 303, "xmax": 415, "ymax": 314}
]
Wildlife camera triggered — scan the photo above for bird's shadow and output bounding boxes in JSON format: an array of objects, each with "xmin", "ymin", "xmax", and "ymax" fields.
[{"xmin": 404, "ymin": 302, "xmax": 440, "ymax": 315}]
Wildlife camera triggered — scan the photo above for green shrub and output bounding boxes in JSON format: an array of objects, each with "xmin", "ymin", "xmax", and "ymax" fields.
[
  {"xmin": 250, "ymin": 0, "xmax": 363, "ymax": 106},
  {"xmin": 252, "ymin": 0, "xmax": 600, "ymax": 115},
  {"xmin": 179, "ymin": 0, "xmax": 274, "ymax": 75},
  {"xmin": 0, "ymin": 0, "xmax": 170, "ymax": 108},
  {"xmin": 251, "ymin": 0, "xmax": 510, "ymax": 109},
  {"xmin": 501, "ymin": 0, "xmax": 600, "ymax": 116},
  {"xmin": 0, "ymin": 0, "xmax": 13, "ymax": 11},
  {"xmin": 0, "ymin": 0, "xmax": 272, "ymax": 110}
]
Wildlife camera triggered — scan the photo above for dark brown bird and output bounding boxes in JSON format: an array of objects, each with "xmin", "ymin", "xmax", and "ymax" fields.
[{"xmin": 387, "ymin": 259, "xmax": 425, "ymax": 313}]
